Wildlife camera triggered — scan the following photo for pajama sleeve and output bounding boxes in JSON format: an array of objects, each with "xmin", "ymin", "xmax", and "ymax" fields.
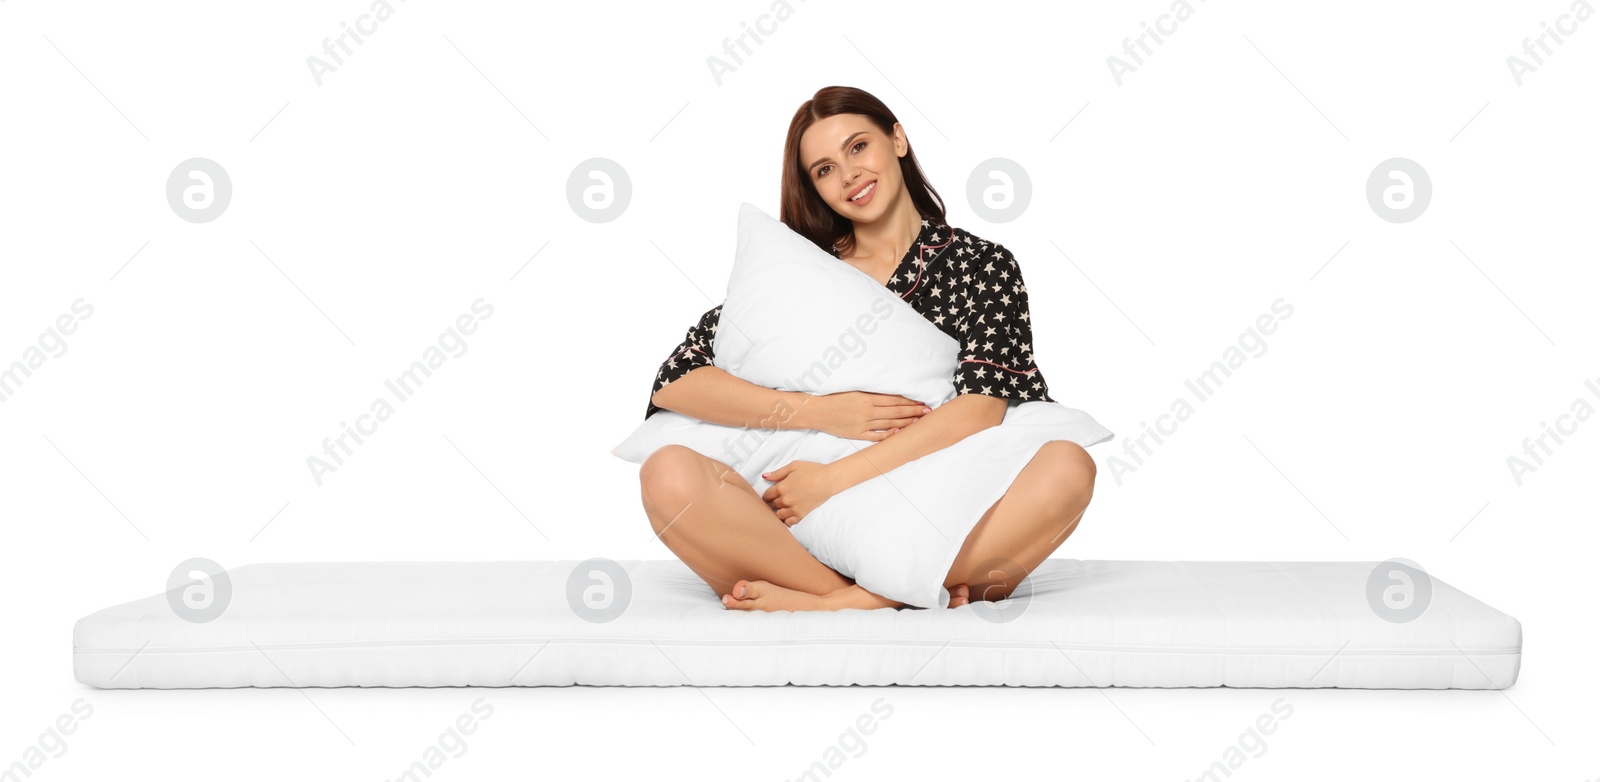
[
  {"xmin": 951, "ymin": 243, "xmax": 1055, "ymax": 404},
  {"xmin": 645, "ymin": 303, "xmax": 722, "ymax": 419}
]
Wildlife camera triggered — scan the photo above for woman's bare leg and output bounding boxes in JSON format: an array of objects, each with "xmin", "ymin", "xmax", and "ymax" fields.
[
  {"xmin": 943, "ymin": 440, "xmax": 1098, "ymax": 602},
  {"xmin": 642, "ymin": 438, "xmax": 1094, "ymax": 612},
  {"xmin": 640, "ymin": 445, "xmax": 855, "ymax": 601}
]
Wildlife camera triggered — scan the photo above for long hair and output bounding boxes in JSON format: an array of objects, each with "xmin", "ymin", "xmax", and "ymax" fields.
[{"xmin": 779, "ymin": 86, "xmax": 946, "ymax": 259}]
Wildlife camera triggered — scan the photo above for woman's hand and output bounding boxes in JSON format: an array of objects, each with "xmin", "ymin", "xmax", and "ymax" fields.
[
  {"xmin": 760, "ymin": 460, "xmax": 842, "ymax": 526},
  {"xmin": 800, "ymin": 391, "xmax": 932, "ymax": 441}
]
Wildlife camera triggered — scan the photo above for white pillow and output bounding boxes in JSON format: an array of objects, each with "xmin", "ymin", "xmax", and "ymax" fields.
[
  {"xmin": 713, "ymin": 201, "xmax": 960, "ymax": 406},
  {"xmin": 614, "ymin": 202, "xmax": 1113, "ymax": 609},
  {"xmin": 613, "ymin": 201, "xmax": 959, "ymax": 489}
]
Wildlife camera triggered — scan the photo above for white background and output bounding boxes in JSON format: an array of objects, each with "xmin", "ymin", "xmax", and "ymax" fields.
[{"xmin": 2, "ymin": 0, "xmax": 1596, "ymax": 779}]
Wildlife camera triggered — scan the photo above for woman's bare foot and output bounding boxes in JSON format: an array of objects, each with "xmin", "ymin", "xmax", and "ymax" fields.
[
  {"xmin": 947, "ymin": 583, "xmax": 969, "ymax": 607},
  {"xmin": 722, "ymin": 580, "xmax": 910, "ymax": 612},
  {"xmin": 721, "ymin": 579, "xmax": 826, "ymax": 612}
]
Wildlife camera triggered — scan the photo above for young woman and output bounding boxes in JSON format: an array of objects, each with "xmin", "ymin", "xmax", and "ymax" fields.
[{"xmin": 640, "ymin": 86, "xmax": 1097, "ymax": 612}]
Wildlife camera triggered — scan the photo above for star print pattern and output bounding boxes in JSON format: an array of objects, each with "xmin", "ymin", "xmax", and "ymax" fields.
[{"xmin": 645, "ymin": 219, "xmax": 1054, "ymax": 419}]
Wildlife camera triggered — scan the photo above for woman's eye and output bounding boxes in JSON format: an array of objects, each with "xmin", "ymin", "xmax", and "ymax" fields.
[
  {"xmin": 817, "ymin": 165, "xmax": 831, "ymax": 177},
  {"xmin": 852, "ymin": 141, "xmax": 866, "ymax": 153}
]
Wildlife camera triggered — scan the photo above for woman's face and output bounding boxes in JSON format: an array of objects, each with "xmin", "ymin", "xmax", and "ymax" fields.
[{"xmin": 799, "ymin": 113, "xmax": 906, "ymax": 223}]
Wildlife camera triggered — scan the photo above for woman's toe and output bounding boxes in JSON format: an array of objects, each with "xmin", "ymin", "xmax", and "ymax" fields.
[
  {"xmin": 722, "ymin": 579, "xmax": 763, "ymax": 611},
  {"xmin": 948, "ymin": 583, "xmax": 969, "ymax": 607}
]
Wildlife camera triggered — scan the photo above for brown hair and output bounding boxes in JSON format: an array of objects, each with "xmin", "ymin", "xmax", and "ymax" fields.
[{"xmin": 778, "ymin": 86, "xmax": 946, "ymax": 259}]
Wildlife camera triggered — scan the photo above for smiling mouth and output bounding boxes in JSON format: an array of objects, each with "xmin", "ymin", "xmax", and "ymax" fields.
[{"xmin": 848, "ymin": 180, "xmax": 877, "ymax": 202}]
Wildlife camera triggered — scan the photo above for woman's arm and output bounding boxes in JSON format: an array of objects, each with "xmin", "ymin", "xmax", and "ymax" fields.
[
  {"xmin": 646, "ymin": 303, "xmax": 813, "ymax": 430},
  {"xmin": 824, "ymin": 394, "xmax": 1006, "ymax": 493},
  {"xmin": 651, "ymin": 365, "xmax": 812, "ymax": 432},
  {"xmin": 646, "ymin": 304, "xmax": 925, "ymax": 435}
]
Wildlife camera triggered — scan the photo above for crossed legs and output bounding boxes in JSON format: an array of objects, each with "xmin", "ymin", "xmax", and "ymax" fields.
[{"xmin": 639, "ymin": 440, "xmax": 1096, "ymax": 611}]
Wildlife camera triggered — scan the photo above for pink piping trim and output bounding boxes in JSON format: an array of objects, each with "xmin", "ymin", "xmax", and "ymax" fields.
[{"xmin": 900, "ymin": 223, "xmax": 954, "ymax": 300}]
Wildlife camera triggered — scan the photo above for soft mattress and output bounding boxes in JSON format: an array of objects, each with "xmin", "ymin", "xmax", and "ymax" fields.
[{"xmin": 73, "ymin": 559, "xmax": 1522, "ymax": 689}]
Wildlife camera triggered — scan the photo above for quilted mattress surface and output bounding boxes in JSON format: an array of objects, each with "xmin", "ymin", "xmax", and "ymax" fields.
[{"xmin": 73, "ymin": 559, "xmax": 1522, "ymax": 689}]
